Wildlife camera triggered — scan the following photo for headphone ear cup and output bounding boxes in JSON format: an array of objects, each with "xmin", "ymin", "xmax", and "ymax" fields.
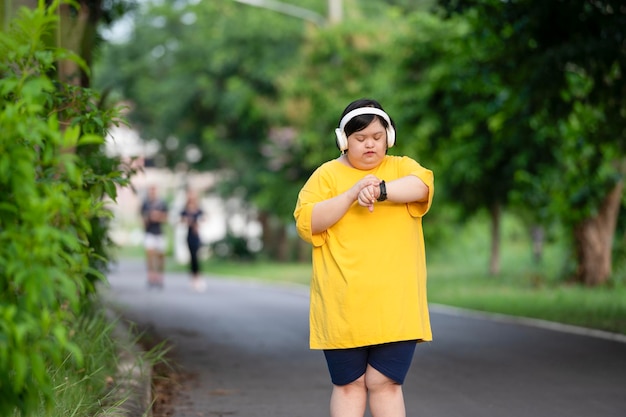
[
  {"xmin": 387, "ymin": 127, "xmax": 396, "ymax": 148},
  {"xmin": 335, "ymin": 128, "xmax": 348, "ymax": 152}
]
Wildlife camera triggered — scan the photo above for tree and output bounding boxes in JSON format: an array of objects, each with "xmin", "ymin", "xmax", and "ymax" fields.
[
  {"xmin": 3, "ymin": 0, "xmax": 136, "ymax": 86},
  {"xmin": 257, "ymin": 2, "xmax": 454, "ymax": 259},
  {"xmin": 434, "ymin": 0, "xmax": 626, "ymax": 285},
  {"xmin": 95, "ymin": 0, "xmax": 313, "ymax": 169},
  {"xmin": 94, "ymin": 0, "xmax": 325, "ymax": 259},
  {"xmin": 93, "ymin": 1, "xmax": 445, "ymax": 260},
  {"xmin": 379, "ymin": 11, "xmax": 520, "ymax": 275}
]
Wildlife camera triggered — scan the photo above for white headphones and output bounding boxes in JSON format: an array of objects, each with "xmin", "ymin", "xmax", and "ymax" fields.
[{"xmin": 334, "ymin": 107, "xmax": 396, "ymax": 152}]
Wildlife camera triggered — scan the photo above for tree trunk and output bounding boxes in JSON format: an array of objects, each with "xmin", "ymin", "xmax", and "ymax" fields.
[
  {"xmin": 297, "ymin": 237, "xmax": 310, "ymax": 262},
  {"xmin": 572, "ymin": 180, "xmax": 623, "ymax": 286},
  {"xmin": 258, "ymin": 211, "xmax": 272, "ymax": 255},
  {"xmin": 3, "ymin": 1, "xmax": 38, "ymax": 29},
  {"xmin": 274, "ymin": 223, "xmax": 289, "ymax": 262},
  {"xmin": 531, "ymin": 225, "xmax": 545, "ymax": 264},
  {"xmin": 489, "ymin": 202, "xmax": 501, "ymax": 276},
  {"xmin": 57, "ymin": 1, "xmax": 92, "ymax": 86},
  {"xmin": 258, "ymin": 211, "xmax": 291, "ymax": 261}
]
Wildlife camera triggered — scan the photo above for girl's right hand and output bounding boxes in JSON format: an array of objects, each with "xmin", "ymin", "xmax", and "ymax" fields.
[{"xmin": 353, "ymin": 175, "xmax": 381, "ymax": 212}]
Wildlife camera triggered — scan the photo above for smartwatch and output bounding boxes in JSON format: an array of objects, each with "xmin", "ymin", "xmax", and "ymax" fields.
[{"xmin": 377, "ymin": 180, "xmax": 387, "ymax": 202}]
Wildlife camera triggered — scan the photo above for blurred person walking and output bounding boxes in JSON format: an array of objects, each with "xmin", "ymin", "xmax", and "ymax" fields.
[
  {"xmin": 141, "ymin": 185, "xmax": 169, "ymax": 288},
  {"xmin": 180, "ymin": 189, "xmax": 206, "ymax": 292}
]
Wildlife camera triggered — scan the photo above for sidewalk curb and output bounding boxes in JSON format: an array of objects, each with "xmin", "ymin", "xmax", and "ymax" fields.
[
  {"xmin": 430, "ymin": 303, "xmax": 626, "ymax": 344},
  {"xmin": 103, "ymin": 310, "xmax": 153, "ymax": 417}
]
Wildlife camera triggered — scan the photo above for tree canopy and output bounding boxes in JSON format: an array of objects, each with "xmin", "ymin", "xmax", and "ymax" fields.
[
  {"xmin": 95, "ymin": 0, "xmax": 625, "ymax": 284},
  {"xmin": 432, "ymin": 0, "xmax": 626, "ymax": 284}
]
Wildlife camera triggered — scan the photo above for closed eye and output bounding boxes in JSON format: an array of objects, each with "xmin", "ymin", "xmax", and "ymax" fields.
[{"xmin": 355, "ymin": 133, "xmax": 384, "ymax": 141}]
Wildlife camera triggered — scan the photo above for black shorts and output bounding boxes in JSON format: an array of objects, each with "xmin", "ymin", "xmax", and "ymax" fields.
[{"xmin": 323, "ymin": 340, "xmax": 417, "ymax": 386}]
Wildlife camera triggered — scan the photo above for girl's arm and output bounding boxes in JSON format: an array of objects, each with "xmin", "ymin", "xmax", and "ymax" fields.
[
  {"xmin": 311, "ymin": 174, "xmax": 379, "ymax": 234},
  {"xmin": 381, "ymin": 175, "xmax": 429, "ymax": 203}
]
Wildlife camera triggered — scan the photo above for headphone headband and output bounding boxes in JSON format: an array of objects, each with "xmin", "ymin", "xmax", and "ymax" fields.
[{"xmin": 339, "ymin": 107, "xmax": 392, "ymax": 132}]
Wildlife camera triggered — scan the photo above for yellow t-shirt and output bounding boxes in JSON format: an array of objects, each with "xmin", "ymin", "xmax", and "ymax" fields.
[{"xmin": 294, "ymin": 155, "xmax": 435, "ymax": 349}]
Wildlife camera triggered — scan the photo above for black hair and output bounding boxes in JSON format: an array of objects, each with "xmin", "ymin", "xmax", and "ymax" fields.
[{"xmin": 339, "ymin": 98, "xmax": 393, "ymax": 138}]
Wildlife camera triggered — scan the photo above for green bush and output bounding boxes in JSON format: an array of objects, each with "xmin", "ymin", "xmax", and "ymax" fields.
[{"xmin": 0, "ymin": 4, "xmax": 131, "ymax": 415}]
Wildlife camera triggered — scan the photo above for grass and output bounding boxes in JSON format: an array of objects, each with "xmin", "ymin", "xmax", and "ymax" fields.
[
  {"xmin": 427, "ymin": 267, "xmax": 626, "ymax": 335},
  {"xmin": 116, "ymin": 213, "xmax": 626, "ymax": 336},
  {"xmin": 193, "ymin": 259, "xmax": 312, "ymax": 284},
  {"xmin": 188, "ymin": 213, "xmax": 626, "ymax": 337},
  {"xmin": 18, "ymin": 305, "xmax": 129, "ymax": 417},
  {"xmin": 195, "ymin": 258, "xmax": 626, "ymax": 336},
  {"xmin": 14, "ymin": 301, "xmax": 167, "ymax": 417}
]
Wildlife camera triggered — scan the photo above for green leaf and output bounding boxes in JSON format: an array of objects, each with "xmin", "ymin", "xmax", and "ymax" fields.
[
  {"xmin": 78, "ymin": 133, "xmax": 104, "ymax": 146},
  {"xmin": 62, "ymin": 124, "xmax": 81, "ymax": 148},
  {"xmin": 29, "ymin": 351, "xmax": 47, "ymax": 386},
  {"xmin": 11, "ymin": 350, "xmax": 27, "ymax": 391}
]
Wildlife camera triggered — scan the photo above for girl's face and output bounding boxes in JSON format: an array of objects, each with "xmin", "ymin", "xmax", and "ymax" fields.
[{"xmin": 345, "ymin": 118, "xmax": 387, "ymax": 170}]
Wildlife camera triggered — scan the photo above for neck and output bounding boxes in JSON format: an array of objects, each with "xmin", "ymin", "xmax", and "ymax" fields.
[{"xmin": 339, "ymin": 153, "xmax": 354, "ymax": 168}]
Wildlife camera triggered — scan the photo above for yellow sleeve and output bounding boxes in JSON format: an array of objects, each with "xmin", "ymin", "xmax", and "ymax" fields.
[
  {"xmin": 293, "ymin": 168, "xmax": 329, "ymax": 247},
  {"xmin": 400, "ymin": 157, "xmax": 434, "ymax": 218}
]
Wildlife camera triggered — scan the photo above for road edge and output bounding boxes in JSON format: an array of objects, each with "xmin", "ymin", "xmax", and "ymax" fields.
[
  {"xmin": 102, "ymin": 309, "xmax": 154, "ymax": 417},
  {"xmin": 430, "ymin": 303, "xmax": 626, "ymax": 344}
]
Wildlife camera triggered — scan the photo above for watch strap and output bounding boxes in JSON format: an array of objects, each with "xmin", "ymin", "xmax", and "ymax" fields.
[{"xmin": 377, "ymin": 180, "xmax": 387, "ymax": 202}]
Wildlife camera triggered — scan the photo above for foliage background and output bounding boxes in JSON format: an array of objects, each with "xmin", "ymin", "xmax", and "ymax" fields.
[
  {"xmin": 0, "ymin": 4, "xmax": 132, "ymax": 414},
  {"xmin": 95, "ymin": 0, "xmax": 625, "ymax": 286}
]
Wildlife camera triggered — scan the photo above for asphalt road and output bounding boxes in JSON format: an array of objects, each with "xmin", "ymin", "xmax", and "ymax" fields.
[{"xmin": 102, "ymin": 259, "xmax": 626, "ymax": 417}]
